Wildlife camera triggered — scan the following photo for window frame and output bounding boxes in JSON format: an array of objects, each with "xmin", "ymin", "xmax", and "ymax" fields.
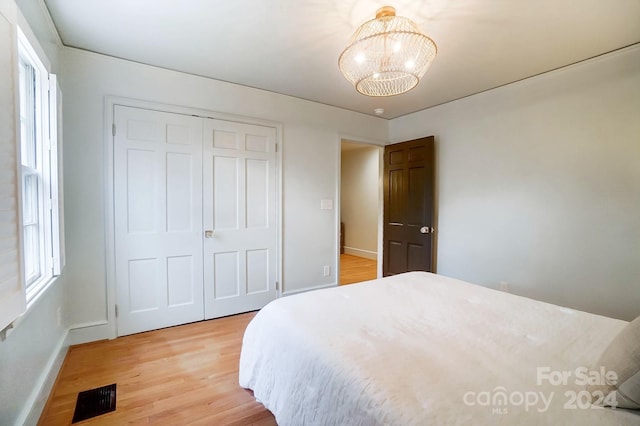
[{"xmin": 17, "ymin": 26, "xmax": 59, "ymax": 308}]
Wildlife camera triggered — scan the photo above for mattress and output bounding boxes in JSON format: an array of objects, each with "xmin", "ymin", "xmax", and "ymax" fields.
[{"xmin": 239, "ymin": 272, "xmax": 639, "ymax": 425}]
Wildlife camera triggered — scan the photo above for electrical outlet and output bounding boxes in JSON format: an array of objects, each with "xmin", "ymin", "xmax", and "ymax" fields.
[
  {"xmin": 323, "ymin": 265, "xmax": 331, "ymax": 277},
  {"xmin": 499, "ymin": 281, "xmax": 510, "ymax": 293}
]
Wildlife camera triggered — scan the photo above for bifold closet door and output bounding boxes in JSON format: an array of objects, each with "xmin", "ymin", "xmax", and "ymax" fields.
[{"xmin": 114, "ymin": 105, "xmax": 204, "ymax": 336}]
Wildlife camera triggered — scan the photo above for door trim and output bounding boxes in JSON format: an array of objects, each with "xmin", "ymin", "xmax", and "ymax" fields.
[{"xmin": 104, "ymin": 96, "xmax": 283, "ymax": 338}]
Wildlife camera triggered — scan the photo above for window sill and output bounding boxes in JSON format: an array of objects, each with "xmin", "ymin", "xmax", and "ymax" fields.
[
  {"xmin": 1, "ymin": 274, "xmax": 61, "ymax": 341},
  {"xmin": 26, "ymin": 274, "xmax": 57, "ymax": 310}
]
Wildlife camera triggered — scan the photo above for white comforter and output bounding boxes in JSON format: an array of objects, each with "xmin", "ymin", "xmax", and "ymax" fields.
[{"xmin": 239, "ymin": 272, "xmax": 639, "ymax": 425}]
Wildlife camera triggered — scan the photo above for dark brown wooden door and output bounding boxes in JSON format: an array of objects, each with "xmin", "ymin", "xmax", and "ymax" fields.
[{"xmin": 383, "ymin": 137, "xmax": 435, "ymax": 276}]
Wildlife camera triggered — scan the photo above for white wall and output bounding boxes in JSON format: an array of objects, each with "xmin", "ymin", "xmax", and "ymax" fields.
[
  {"xmin": 59, "ymin": 47, "xmax": 387, "ymax": 330},
  {"xmin": 389, "ymin": 46, "xmax": 640, "ymax": 321},
  {"xmin": 0, "ymin": 1, "xmax": 68, "ymax": 425},
  {"xmin": 0, "ymin": 281, "xmax": 67, "ymax": 425},
  {"xmin": 341, "ymin": 145, "xmax": 379, "ymax": 259}
]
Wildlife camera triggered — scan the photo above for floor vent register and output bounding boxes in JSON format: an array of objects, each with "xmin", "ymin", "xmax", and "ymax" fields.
[{"xmin": 72, "ymin": 383, "xmax": 117, "ymax": 423}]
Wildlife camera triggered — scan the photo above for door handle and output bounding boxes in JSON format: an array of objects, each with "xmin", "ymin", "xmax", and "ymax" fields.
[
  {"xmin": 420, "ymin": 226, "xmax": 434, "ymax": 234},
  {"xmin": 204, "ymin": 230, "xmax": 214, "ymax": 238}
]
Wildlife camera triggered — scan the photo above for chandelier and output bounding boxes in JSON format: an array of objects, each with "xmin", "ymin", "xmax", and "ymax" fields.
[{"xmin": 338, "ymin": 6, "xmax": 437, "ymax": 97}]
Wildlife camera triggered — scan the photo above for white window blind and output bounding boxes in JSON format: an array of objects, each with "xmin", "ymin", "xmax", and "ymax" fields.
[{"xmin": 0, "ymin": 2, "xmax": 26, "ymax": 333}]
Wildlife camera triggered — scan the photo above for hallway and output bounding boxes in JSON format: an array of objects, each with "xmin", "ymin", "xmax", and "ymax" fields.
[{"xmin": 339, "ymin": 254, "xmax": 377, "ymax": 285}]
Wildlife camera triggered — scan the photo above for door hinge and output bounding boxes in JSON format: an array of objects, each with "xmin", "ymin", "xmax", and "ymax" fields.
[
  {"xmin": 115, "ymin": 304, "xmax": 118, "ymax": 317},
  {"xmin": 275, "ymin": 143, "xmax": 278, "ymax": 153},
  {"xmin": 112, "ymin": 123, "xmax": 116, "ymax": 136},
  {"xmin": 275, "ymin": 281, "xmax": 279, "ymax": 291}
]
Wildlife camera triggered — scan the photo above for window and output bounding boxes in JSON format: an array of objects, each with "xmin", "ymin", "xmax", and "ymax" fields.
[{"xmin": 17, "ymin": 27, "xmax": 62, "ymax": 306}]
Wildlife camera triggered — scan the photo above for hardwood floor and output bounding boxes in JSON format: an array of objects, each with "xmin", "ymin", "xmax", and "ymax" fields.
[
  {"xmin": 40, "ymin": 258, "xmax": 378, "ymax": 424},
  {"xmin": 340, "ymin": 253, "xmax": 377, "ymax": 285},
  {"xmin": 39, "ymin": 312, "xmax": 275, "ymax": 425}
]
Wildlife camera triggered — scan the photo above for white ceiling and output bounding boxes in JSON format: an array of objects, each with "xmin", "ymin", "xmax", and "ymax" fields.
[{"xmin": 44, "ymin": 0, "xmax": 640, "ymax": 119}]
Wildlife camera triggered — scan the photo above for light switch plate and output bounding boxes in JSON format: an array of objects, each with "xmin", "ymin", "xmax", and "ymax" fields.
[{"xmin": 320, "ymin": 199, "xmax": 333, "ymax": 210}]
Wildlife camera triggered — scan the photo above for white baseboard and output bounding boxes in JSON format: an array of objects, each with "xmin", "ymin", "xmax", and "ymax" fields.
[
  {"xmin": 282, "ymin": 281, "xmax": 337, "ymax": 296},
  {"xmin": 343, "ymin": 247, "xmax": 377, "ymax": 260},
  {"xmin": 66, "ymin": 320, "xmax": 112, "ymax": 346},
  {"xmin": 18, "ymin": 328, "xmax": 69, "ymax": 426}
]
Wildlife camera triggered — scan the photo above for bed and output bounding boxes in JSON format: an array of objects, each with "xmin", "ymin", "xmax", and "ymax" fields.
[{"xmin": 239, "ymin": 272, "xmax": 640, "ymax": 425}]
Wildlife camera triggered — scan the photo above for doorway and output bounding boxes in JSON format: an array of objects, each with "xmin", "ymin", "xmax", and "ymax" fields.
[{"xmin": 339, "ymin": 140, "xmax": 381, "ymax": 285}]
